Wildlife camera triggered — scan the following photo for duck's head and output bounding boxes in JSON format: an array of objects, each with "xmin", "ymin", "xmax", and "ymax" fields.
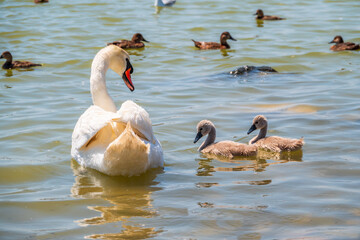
[
  {"xmin": 132, "ymin": 33, "xmax": 149, "ymax": 43},
  {"xmin": 329, "ymin": 35, "xmax": 344, "ymax": 44},
  {"xmin": 194, "ymin": 120, "xmax": 214, "ymax": 143},
  {"xmin": 254, "ymin": 9, "xmax": 264, "ymax": 18},
  {"xmin": 247, "ymin": 115, "xmax": 267, "ymax": 134},
  {"xmin": 106, "ymin": 45, "xmax": 135, "ymax": 91},
  {"xmin": 221, "ymin": 32, "xmax": 236, "ymax": 41},
  {"xmin": 0, "ymin": 51, "xmax": 12, "ymax": 61}
]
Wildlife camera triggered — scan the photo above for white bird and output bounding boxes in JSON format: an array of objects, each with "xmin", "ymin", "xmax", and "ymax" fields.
[
  {"xmin": 154, "ymin": 0, "xmax": 176, "ymax": 7},
  {"xmin": 71, "ymin": 45, "xmax": 164, "ymax": 177}
]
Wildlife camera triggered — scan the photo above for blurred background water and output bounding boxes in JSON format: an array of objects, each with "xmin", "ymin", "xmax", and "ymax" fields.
[{"xmin": 0, "ymin": 0, "xmax": 360, "ymax": 239}]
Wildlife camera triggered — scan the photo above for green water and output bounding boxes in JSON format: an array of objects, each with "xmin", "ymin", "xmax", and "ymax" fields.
[{"xmin": 1, "ymin": 0, "xmax": 360, "ymax": 239}]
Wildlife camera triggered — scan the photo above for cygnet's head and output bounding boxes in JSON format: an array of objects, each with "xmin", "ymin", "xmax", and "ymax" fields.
[
  {"xmin": 247, "ymin": 115, "xmax": 267, "ymax": 134},
  {"xmin": 194, "ymin": 120, "xmax": 215, "ymax": 143}
]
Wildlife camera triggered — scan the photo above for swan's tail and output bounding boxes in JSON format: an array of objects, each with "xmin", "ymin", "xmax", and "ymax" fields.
[{"xmin": 103, "ymin": 122, "xmax": 150, "ymax": 176}]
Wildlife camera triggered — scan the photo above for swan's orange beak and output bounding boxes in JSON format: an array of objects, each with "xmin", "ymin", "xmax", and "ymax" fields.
[{"xmin": 122, "ymin": 59, "xmax": 134, "ymax": 92}]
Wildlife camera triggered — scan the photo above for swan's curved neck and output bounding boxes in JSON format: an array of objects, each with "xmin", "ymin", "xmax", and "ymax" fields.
[
  {"xmin": 90, "ymin": 53, "xmax": 117, "ymax": 113},
  {"xmin": 251, "ymin": 125, "xmax": 267, "ymax": 144},
  {"xmin": 199, "ymin": 126, "xmax": 216, "ymax": 151}
]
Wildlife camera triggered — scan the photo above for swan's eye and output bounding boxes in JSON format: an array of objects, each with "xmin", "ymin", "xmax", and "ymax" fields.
[
  {"xmin": 255, "ymin": 121, "xmax": 258, "ymax": 124},
  {"xmin": 200, "ymin": 128, "xmax": 203, "ymax": 131}
]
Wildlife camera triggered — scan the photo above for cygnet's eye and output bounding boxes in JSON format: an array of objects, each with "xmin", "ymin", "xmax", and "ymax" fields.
[
  {"xmin": 200, "ymin": 128, "xmax": 203, "ymax": 131},
  {"xmin": 255, "ymin": 121, "xmax": 258, "ymax": 124}
]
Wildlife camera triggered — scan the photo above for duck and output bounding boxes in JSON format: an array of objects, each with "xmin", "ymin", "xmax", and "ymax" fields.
[
  {"xmin": 34, "ymin": 0, "xmax": 48, "ymax": 3},
  {"xmin": 247, "ymin": 115, "xmax": 304, "ymax": 152},
  {"xmin": 192, "ymin": 32, "xmax": 237, "ymax": 50},
  {"xmin": 155, "ymin": 0, "xmax": 176, "ymax": 7},
  {"xmin": 1, "ymin": 51, "xmax": 42, "ymax": 69},
  {"xmin": 71, "ymin": 45, "xmax": 164, "ymax": 177},
  {"xmin": 107, "ymin": 33, "xmax": 149, "ymax": 49},
  {"xmin": 329, "ymin": 35, "xmax": 359, "ymax": 51},
  {"xmin": 194, "ymin": 120, "xmax": 257, "ymax": 158},
  {"xmin": 254, "ymin": 9, "xmax": 285, "ymax": 20}
]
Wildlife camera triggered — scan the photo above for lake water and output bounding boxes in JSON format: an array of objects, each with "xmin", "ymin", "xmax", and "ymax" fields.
[{"xmin": 1, "ymin": 0, "xmax": 360, "ymax": 239}]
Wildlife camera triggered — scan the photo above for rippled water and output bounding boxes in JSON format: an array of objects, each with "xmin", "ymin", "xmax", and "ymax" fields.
[{"xmin": 1, "ymin": 0, "xmax": 360, "ymax": 239}]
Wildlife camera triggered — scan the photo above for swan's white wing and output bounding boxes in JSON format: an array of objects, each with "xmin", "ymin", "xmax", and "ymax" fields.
[
  {"xmin": 71, "ymin": 105, "xmax": 119, "ymax": 159},
  {"xmin": 117, "ymin": 100, "xmax": 155, "ymax": 143}
]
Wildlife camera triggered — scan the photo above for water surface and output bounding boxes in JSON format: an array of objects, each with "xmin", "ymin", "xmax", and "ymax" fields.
[{"xmin": 1, "ymin": 0, "xmax": 360, "ymax": 239}]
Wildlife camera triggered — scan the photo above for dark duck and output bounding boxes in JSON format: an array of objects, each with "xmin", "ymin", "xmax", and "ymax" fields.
[
  {"xmin": 329, "ymin": 35, "xmax": 359, "ymax": 51},
  {"xmin": 1, "ymin": 51, "xmax": 42, "ymax": 69},
  {"xmin": 254, "ymin": 9, "xmax": 285, "ymax": 20},
  {"xmin": 192, "ymin": 32, "xmax": 236, "ymax": 50},
  {"xmin": 107, "ymin": 33, "xmax": 149, "ymax": 49}
]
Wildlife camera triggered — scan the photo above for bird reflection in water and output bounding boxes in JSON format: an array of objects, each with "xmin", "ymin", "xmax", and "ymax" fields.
[
  {"xmin": 70, "ymin": 160, "xmax": 163, "ymax": 239},
  {"xmin": 196, "ymin": 149, "xmax": 303, "ymax": 175}
]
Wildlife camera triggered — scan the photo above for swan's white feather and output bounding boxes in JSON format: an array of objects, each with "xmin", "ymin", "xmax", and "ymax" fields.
[{"xmin": 117, "ymin": 100, "xmax": 154, "ymax": 143}]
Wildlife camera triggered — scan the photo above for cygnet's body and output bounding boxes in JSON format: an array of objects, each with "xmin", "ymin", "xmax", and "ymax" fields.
[
  {"xmin": 329, "ymin": 35, "xmax": 359, "ymax": 51},
  {"xmin": 1, "ymin": 51, "xmax": 42, "ymax": 69},
  {"xmin": 247, "ymin": 115, "xmax": 304, "ymax": 152},
  {"xmin": 192, "ymin": 32, "xmax": 236, "ymax": 50},
  {"xmin": 108, "ymin": 33, "xmax": 149, "ymax": 49},
  {"xmin": 194, "ymin": 120, "xmax": 257, "ymax": 158},
  {"xmin": 254, "ymin": 9, "xmax": 285, "ymax": 20}
]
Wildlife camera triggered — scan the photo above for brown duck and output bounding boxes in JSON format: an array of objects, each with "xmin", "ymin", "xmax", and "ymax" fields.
[
  {"xmin": 107, "ymin": 33, "xmax": 149, "ymax": 49},
  {"xmin": 1, "ymin": 51, "xmax": 42, "ymax": 69},
  {"xmin": 192, "ymin": 32, "xmax": 236, "ymax": 50},
  {"xmin": 254, "ymin": 9, "xmax": 285, "ymax": 20},
  {"xmin": 34, "ymin": 0, "xmax": 49, "ymax": 3},
  {"xmin": 247, "ymin": 115, "xmax": 304, "ymax": 152},
  {"xmin": 329, "ymin": 35, "xmax": 359, "ymax": 51}
]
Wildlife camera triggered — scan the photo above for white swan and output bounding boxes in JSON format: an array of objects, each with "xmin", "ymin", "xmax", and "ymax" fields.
[
  {"xmin": 154, "ymin": 0, "xmax": 176, "ymax": 7},
  {"xmin": 71, "ymin": 45, "xmax": 164, "ymax": 177}
]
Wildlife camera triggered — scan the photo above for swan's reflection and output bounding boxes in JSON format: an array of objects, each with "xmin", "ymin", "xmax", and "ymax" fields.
[
  {"xmin": 196, "ymin": 149, "xmax": 303, "ymax": 175},
  {"xmin": 71, "ymin": 160, "xmax": 163, "ymax": 239}
]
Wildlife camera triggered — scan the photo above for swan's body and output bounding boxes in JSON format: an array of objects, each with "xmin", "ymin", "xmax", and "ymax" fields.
[
  {"xmin": 247, "ymin": 115, "xmax": 304, "ymax": 152},
  {"xmin": 194, "ymin": 120, "xmax": 257, "ymax": 158},
  {"xmin": 155, "ymin": 0, "xmax": 176, "ymax": 7},
  {"xmin": 71, "ymin": 45, "xmax": 163, "ymax": 176}
]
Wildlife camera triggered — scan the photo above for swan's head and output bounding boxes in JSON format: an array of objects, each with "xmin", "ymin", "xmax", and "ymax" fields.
[
  {"xmin": 247, "ymin": 115, "xmax": 267, "ymax": 135},
  {"xmin": 194, "ymin": 120, "xmax": 214, "ymax": 143},
  {"xmin": 106, "ymin": 45, "xmax": 135, "ymax": 91}
]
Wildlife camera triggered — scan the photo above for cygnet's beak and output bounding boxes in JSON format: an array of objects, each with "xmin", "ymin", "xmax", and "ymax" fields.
[
  {"xmin": 142, "ymin": 38, "xmax": 149, "ymax": 43},
  {"xmin": 193, "ymin": 132, "xmax": 203, "ymax": 143},
  {"xmin": 329, "ymin": 40, "xmax": 335, "ymax": 44},
  {"xmin": 122, "ymin": 59, "xmax": 134, "ymax": 92},
  {"xmin": 247, "ymin": 124, "xmax": 257, "ymax": 135}
]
